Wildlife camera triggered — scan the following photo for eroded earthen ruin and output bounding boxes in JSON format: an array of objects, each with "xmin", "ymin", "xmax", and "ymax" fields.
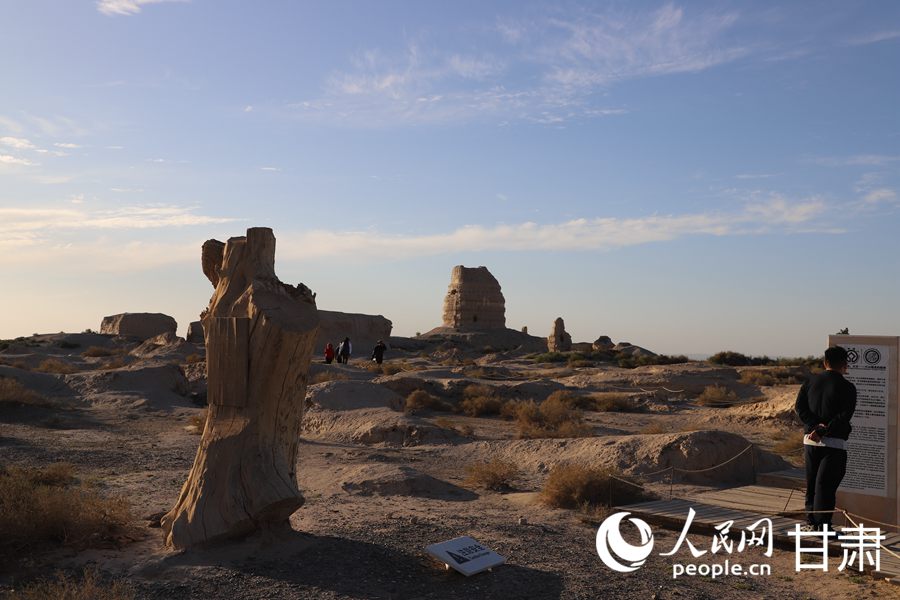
[
  {"xmin": 161, "ymin": 227, "xmax": 319, "ymax": 549},
  {"xmin": 441, "ymin": 266, "xmax": 506, "ymax": 331},
  {"xmin": 547, "ymin": 317, "xmax": 572, "ymax": 352}
]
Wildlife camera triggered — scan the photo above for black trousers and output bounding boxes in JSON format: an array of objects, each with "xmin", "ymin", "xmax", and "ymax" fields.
[{"xmin": 804, "ymin": 445, "xmax": 847, "ymax": 526}]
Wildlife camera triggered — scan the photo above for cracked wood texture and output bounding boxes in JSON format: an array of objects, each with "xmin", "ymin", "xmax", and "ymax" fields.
[{"xmin": 161, "ymin": 227, "xmax": 318, "ymax": 549}]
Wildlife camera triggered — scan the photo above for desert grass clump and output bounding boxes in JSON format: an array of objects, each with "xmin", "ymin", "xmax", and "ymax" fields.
[
  {"xmin": 434, "ymin": 417, "xmax": 474, "ymax": 437},
  {"xmin": 310, "ymin": 370, "xmax": 350, "ymax": 384},
  {"xmin": 507, "ymin": 397, "xmax": 593, "ymax": 439},
  {"xmin": 100, "ymin": 356, "xmax": 129, "ymax": 370},
  {"xmin": 35, "ymin": 358, "xmax": 79, "ymax": 375},
  {"xmin": 592, "ymin": 392, "xmax": 639, "ymax": 412},
  {"xmin": 696, "ymin": 385, "xmax": 739, "ymax": 407},
  {"xmin": 459, "ymin": 383, "xmax": 505, "ymax": 416},
  {"xmin": 539, "ymin": 464, "xmax": 649, "ymax": 509},
  {"xmin": 772, "ymin": 430, "xmax": 805, "ymax": 458},
  {"xmin": 404, "ymin": 389, "xmax": 452, "ymax": 413},
  {"xmin": 6, "ymin": 568, "xmax": 134, "ymax": 600},
  {"xmin": 532, "ymin": 352, "xmax": 567, "ymax": 364},
  {"xmin": 82, "ymin": 346, "xmax": 115, "ymax": 358},
  {"xmin": 739, "ymin": 370, "xmax": 776, "ymax": 386},
  {"xmin": 0, "ymin": 464, "xmax": 132, "ymax": 558},
  {"xmin": 0, "ymin": 378, "xmax": 50, "ymax": 406},
  {"xmin": 465, "ymin": 459, "xmax": 521, "ymax": 491},
  {"xmin": 188, "ymin": 409, "xmax": 207, "ymax": 434}
]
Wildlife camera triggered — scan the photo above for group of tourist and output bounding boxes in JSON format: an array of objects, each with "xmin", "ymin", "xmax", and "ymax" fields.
[{"xmin": 323, "ymin": 338, "xmax": 387, "ymax": 365}]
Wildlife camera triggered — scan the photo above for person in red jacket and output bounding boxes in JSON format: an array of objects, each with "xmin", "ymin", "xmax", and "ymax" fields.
[{"xmin": 324, "ymin": 343, "xmax": 335, "ymax": 364}]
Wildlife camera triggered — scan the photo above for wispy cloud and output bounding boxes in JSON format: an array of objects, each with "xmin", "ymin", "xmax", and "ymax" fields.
[
  {"xmin": 735, "ymin": 173, "xmax": 777, "ymax": 180},
  {"xmin": 259, "ymin": 166, "xmax": 281, "ymax": 172},
  {"xmin": 277, "ymin": 195, "xmax": 830, "ymax": 261},
  {"xmin": 287, "ymin": 3, "xmax": 743, "ymax": 126},
  {"xmin": 1, "ymin": 136, "xmax": 36, "ymax": 150},
  {"xmin": 54, "ymin": 142, "xmax": 81, "ymax": 149},
  {"xmin": 810, "ymin": 155, "xmax": 900, "ymax": 167},
  {"xmin": 862, "ymin": 188, "xmax": 898, "ymax": 205},
  {"xmin": 0, "ymin": 204, "xmax": 235, "ymax": 237},
  {"xmin": 96, "ymin": 0, "xmax": 188, "ymax": 17},
  {"xmin": 845, "ymin": 30, "xmax": 900, "ymax": 46},
  {"xmin": 0, "ymin": 154, "xmax": 37, "ymax": 166}
]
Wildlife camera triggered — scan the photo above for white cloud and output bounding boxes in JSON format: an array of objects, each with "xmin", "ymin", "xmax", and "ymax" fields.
[
  {"xmin": 0, "ymin": 204, "xmax": 235, "ymax": 237},
  {"xmin": 276, "ymin": 196, "xmax": 830, "ymax": 261},
  {"xmin": 0, "ymin": 154, "xmax": 37, "ymax": 166},
  {"xmin": 1, "ymin": 136, "xmax": 36, "ymax": 150},
  {"xmin": 259, "ymin": 167, "xmax": 280, "ymax": 172},
  {"xmin": 54, "ymin": 142, "xmax": 81, "ymax": 149},
  {"xmin": 96, "ymin": 0, "xmax": 187, "ymax": 16},
  {"xmin": 288, "ymin": 4, "xmax": 739, "ymax": 127},
  {"xmin": 811, "ymin": 155, "xmax": 900, "ymax": 167},
  {"xmin": 863, "ymin": 188, "xmax": 897, "ymax": 205},
  {"xmin": 243, "ymin": 105, "xmax": 254, "ymax": 112},
  {"xmin": 845, "ymin": 30, "xmax": 900, "ymax": 46},
  {"xmin": 735, "ymin": 173, "xmax": 777, "ymax": 180}
]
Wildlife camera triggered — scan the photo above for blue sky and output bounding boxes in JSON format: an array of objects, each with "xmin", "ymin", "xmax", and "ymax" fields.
[{"xmin": 1, "ymin": 1, "xmax": 899, "ymax": 356}]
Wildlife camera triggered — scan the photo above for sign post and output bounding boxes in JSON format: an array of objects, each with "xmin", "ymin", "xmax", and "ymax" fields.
[
  {"xmin": 828, "ymin": 335, "xmax": 900, "ymax": 528},
  {"xmin": 425, "ymin": 536, "xmax": 506, "ymax": 576}
]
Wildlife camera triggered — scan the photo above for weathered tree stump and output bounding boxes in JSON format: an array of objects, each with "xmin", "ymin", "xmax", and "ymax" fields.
[{"xmin": 161, "ymin": 227, "xmax": 318, "ymax": 549}]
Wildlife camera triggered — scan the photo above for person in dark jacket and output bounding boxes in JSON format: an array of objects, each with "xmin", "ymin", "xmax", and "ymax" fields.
[
  {"xmin": 372, "ymin": 340, "xmax": 387, "ymax": 365},
  {"xmin": 795, "ymin": 346, "xmax": 857, "ymax": 530}
]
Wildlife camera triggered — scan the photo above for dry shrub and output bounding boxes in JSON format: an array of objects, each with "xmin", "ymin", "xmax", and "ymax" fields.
[
  {"xmin": 100, "ymin": 357, "xmax": 128, "ymax": 370},
  {"xmin": 380, "ymin": 363, "xmax": 405, "ymax": 375},
  {"xmin": 404, "ymin": 390, "xmax": 452, "ymax": 413},
  {"xmin": 507, "ymin": 397, "xmax": 592, "ymax": 439},
  {"xmin": 35, "ymin": 358, "xmax": 78, "ymax": 374},
  {"xmin": 696, "ymin": 385, "xmax": 739, "ymax": 407},
  {"xmin": 81, "ymin": 346, "xmax": 114, "ymax": 358},
  {"xmin": 433, "ymin": 417, "xmax": 474, "ymax": 437},
  {"xmin": 0, "ymin": 378, "xmax": 50, "ymax": 405},
  {"xmin": 739, "ymin": 370, "xmax": 775, "ymax": 386},
  {"xmin": 641, "ymin": 423, "xmax": 669, "ymax": 435},
  {"xmin": 465, "ymin": 460, "xmax": 521, "ymax": 491},
  {"xmin": 188, "ymin": 409, "xmax": 207, "ymax": 434},
  {"xmin": 0, "ymin": 464, "xmax": 132, "ymax": 557},
  {"xmin": 545, "ymin": 390, "xmax": 592, "ymax": 409},
  {"xmin": 310, "ymin": 371, "xmax": 350, "ymax": 384},
  {"xmin": 6, "ymin": 569, "xmax": 134, "ymax": 600},
  {"xmin": 540, "ymin": 464, "xmax": 649, "ymax": 509},
  {"xmin": 459, "ymin": 396, "xmax": 505, "ymax": 417},
  {"xmin": 773, "ymin": 430, "xmax": 805, "ymax": 457},
  {"xmin": 592, "ymin": 393, "xmax": 638, "ymax": 412},
  {"xmin": 185, "ymin": 353, "xmax": 204, "ymax": 364}
]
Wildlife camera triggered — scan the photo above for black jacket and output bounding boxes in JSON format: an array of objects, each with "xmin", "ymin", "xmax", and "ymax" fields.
[{"xmin": 795, "ymin": 370, "xmax": 857, "ymax": 440}]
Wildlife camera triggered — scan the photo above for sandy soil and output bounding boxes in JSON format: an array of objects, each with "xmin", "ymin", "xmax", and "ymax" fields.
[{"xmin": 1, "ymin": 334, "xmax": 898, "ymax": 599}]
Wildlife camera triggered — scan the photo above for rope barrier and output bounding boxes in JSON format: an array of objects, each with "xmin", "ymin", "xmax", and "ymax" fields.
[
  {"xmin": 672, "ymin": 445, "xmax": 754, "ymax": 474},
  {"xmin": 841, "ymin": 510, "xmax": 900, "ymax": 563}
]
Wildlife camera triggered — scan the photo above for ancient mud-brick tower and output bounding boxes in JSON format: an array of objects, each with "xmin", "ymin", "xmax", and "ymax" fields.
[
  {"xmin": 547, "ymin": 317, "xmax": 572, "ymax": 352},
  {"xmin": 442, "ymin": 266, "xmax": 506, "ymax": 330}
]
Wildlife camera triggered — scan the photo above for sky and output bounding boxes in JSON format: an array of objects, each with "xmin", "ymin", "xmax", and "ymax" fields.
[{"xmin": 1, "ymin": 1, "xmax": 899, "ymax": 357}]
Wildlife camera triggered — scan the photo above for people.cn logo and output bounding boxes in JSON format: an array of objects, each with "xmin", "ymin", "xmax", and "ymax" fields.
[{"xmin": 596, "ymin": 512, "xmax": 655, "ymax": 573}]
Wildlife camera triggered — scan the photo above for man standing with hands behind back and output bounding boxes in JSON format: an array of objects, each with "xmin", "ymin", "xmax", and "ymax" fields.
[{"xmin": 795, "ymin": 346, "xmax": 857, "ymax": 531}]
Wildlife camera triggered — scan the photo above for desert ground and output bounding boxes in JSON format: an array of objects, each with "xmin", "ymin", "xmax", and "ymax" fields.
[{"xmin": 1, "ymin": 330, "xmax": 898, "ymax": 599}]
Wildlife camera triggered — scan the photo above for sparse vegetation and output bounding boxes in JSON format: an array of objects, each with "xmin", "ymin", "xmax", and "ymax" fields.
[
  {"xmin": 185, "ymin": 353, "xmax": 204, "ymax": 364},
  {"xmin": 0, "ymin": 378, "xmax": 50, "ymax": 406},
  {"xmin": 772, "ymin": 430, "xmax": 805, "ymax": 457},
  {"xmin": 5, "ymin": 569, "xmax": 134, "ymax": 600},
  {"xmin": 591, "ymin": 392, "xmax": 639, "ymax": 412},
  {"xmin": 709, "ymin": 351, "xmax": 820, "ymax": 369},
  {"xmin": 434, "ymin": 417, "xmax": 474, "ymax": 437},
  {"xmin": 35, "ymin": 358, "xmax": 79, "ymax": 374},
  {"xmin": 82, "ymin": 346, "xmax": 115, "ymax": 358},
  {"xmin": 100, "ymin": 357, "xmax": 128, "ymax": 370},
  {"xmin": 404, "ymin": 389, "xmax": 452, "ymax": 413},
  {"xmin": 0, "ymin": 464, "xmax": 132, "ymax": 558},
  {"xmin": 310, "ymin": 370, "xmax": 350, "ymax": 384},
  {"xmin": 739, "ymin": 367, "xmax": 807, "ymax": 386},
  {"xmin": 465, "ymin": 459, "xmax": 520, "ymax": 491},
  {"xmin": 505, "ymin": 396, "xmax": 592, "ymax": 438},
  {"xmin": 696, "ymin": 385, "xmax": 739, "ymax": 407},
  {"xmin": 641, "ymin": 422, "xmax": 669, "ymax": 434},
  {"xmin": 531, "ymin": 352, "xmax": 567, "ymax": 363},
  {"xmin": 617, "ymin": 354, "xmax": 690, "ymax": 369},
  {"xmin": 458, "ymin": 383, "xmax": 506, "ymax": 416},
  {"xmin": 189, "ymin": 410, "xmax": 207, "ymax": 434},
  {"xmin": 540, "ymin": 464, "xmax": 650, "ymax": 509}
]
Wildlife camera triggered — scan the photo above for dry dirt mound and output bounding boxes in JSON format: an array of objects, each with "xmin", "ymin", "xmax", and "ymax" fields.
[
  {"xmin": 465, "ymin": 430, "xmax": 788, "ymax": 484},
  {"xmin": 559, "ymin": 363, "xmax": 753, "ymax": 397},
  {"xmin": 306, "ymin": 380, "xmax": 403, "ymax": 411},
  {"xmin": 303, "ymin": 407, "xmax": 459, "ymax": 447},
  {"xmin": 0, "ymin": 365, "xmax": 77, "ymax": 399},
  {"xmin": 724, "ymin": 387, "xmax": 801, "ymax": 423},
  {"xmin": 339, "ymin": 464, "xmax": 477, "ymax": 501},
  {"xmin": 64, "ymin": 364, "xmax": 191, "ymax": 410},
  {"xmin": 129, "ymin": 332, "xmax": 197, "ymax": 361}
]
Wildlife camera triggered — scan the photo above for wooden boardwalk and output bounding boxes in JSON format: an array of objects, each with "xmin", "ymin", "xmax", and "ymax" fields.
[{"xmin": 616, "ymin": 485, "xmax": 900, "ymax": 582}]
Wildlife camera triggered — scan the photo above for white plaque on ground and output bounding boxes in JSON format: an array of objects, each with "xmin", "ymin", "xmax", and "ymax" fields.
[
  {"xmin": 843, "ymin": 343, "xmax": 891, "ymax": 497},
  {"xmin": 425, "ymin": 536, "xmax": 506, "ymax": 576}
]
